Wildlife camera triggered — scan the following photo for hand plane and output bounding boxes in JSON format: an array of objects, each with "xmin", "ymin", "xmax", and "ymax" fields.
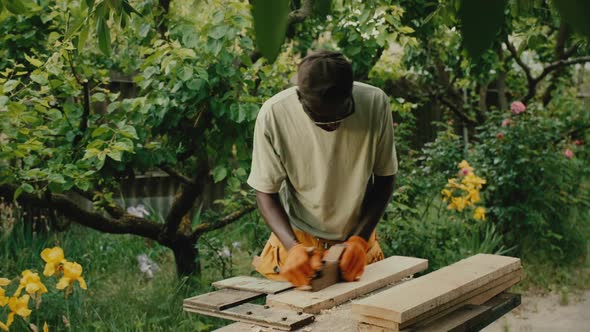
[{"xmin": 309, "ymin": 243, "xmax": 347, "ymax": 291}]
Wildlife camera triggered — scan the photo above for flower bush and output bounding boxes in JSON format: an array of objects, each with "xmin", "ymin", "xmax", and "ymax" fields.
[{"xmin": 0, "ymin": 247, "xmax": 86, "ymax": 331}]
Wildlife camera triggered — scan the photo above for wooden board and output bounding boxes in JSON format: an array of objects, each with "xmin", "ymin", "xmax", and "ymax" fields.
[
  {"xmin": 212, "ymin": 276, "xmax": 293, "ymax": 294},
  {"xmin": 405, "ymin": 293, "xmax": 521, "ymax": 332},
  {"xmin": 183, "ymin": 289, "xmax": 264, "ymax": 311},
  {"xmin": 267, "ymin": 256, "xmax": 428, "ymax": 314},
  {"xmin": 183, "ymin": 302, "xmax": 315, "ymax": 331},
  {"xmin": 355, "ymin": 269, "xmax": 523, "ymax": 330},
  {"xmin": 352, "ymin": 254, "xmax": 520, "ymax": 323},
  {"xmin": 357, "ymin": 293, "xmax": 521, "ymax": 332}
]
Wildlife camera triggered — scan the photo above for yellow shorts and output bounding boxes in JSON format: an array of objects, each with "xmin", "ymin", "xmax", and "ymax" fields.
[{"xmin": 253, "ymin": 228, "xmax": 385, "ymax": 281}]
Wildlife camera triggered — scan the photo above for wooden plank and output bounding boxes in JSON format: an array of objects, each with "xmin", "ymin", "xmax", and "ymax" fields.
[
  {"xmin": 358, "ymin": 293, "xmax": 522, "ymax": 332},
  {"xmin": 266, "ymin": 256, "xmax": 428, "ymax": 314},
  {"xmin": 183, "ymin": 302, "xmax": 315, "ymax": 331},
  {"xmin": 405, "ymin": 293, "xmax": 521, "ymax": 332},
  {"xmin": 183, "ymin": 289, "xmax": 264, "ymax": 311},
  {"xmin": 355, "ymin": 269, "xmax": 523, "ymax": 330},
  {"xmin": 352, "ymin": 254, "xmax": 521, "ymax": 323},
  {"xmin": 212, "ymin": 276, "xmax": 293, "ymax": 294}
]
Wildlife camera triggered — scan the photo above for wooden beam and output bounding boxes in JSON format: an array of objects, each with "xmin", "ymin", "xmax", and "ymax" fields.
[
  {"xmin": 352, "ymin": 254, "xmax": 521, "ymax": 323},
  {"xmin": 267, "ymin": 256, "xmax": 428, "ymax": 314}
]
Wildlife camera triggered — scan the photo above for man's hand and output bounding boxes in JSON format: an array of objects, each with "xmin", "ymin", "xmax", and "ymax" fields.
[
  {"xmin": 339, "ymin": 236, "xmax": 368, "ymax": 281},
  {"xmin": 281, "ymin": 244, "xmax": 324, "ymax": 286}
]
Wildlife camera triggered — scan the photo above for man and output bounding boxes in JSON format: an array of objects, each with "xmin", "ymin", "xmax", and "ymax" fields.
[{"xmin": 247, "ymin": 50, "xmax": 397, "ymax": 286}]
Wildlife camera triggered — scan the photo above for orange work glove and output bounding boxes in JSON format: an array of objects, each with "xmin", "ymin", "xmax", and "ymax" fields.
[
  {"xmin": 280, "ymin": 244, "xmax": 324, "ymax": 287},
  {"xmin": 339, "ymin": 235, "xmax": 369, "ymax": 282}
]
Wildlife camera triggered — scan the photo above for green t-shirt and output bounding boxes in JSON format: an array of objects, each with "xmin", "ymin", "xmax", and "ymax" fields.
[{"xmin": 247, "ymin": 82, "xmax": 398, "ymax": 241}]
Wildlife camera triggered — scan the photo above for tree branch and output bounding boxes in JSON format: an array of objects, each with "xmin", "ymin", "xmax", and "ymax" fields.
[
  {"xmin": 72, "ymin": 187, "xmax": 126, "ymax": 219},
  {"xmin": 161, "ymin": 162, "xmax": 209, "ymax": 242},
  {"xmin": 159, "ymin": 164, "xmax": 195, "ymax": 186},
  {"xmin": 0, "ymin": 184, "xmax": 163, "ymax": 241},
  {"xmin": 436, "ymin": 95, "xmax": 477, "ymax": 125},
  {"xmin": 535, "ymin": 56, "xmax": 590, "ymax": 84},
  {"xmin": 505, "ymin": 38, "xmax": 536, "ymax": 101},
  {"xmin": 191, "ymin": 204, "xmax": 256, "ymax": 240}
]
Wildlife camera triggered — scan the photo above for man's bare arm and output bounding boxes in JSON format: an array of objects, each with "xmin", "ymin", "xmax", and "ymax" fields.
[
  {"xmin": 255, "ymin": 191, "xmax": 299, "ymax": 250},
  {"xmin": 352, "ymin": 175, "xmax": 396, "ymax": 241}
]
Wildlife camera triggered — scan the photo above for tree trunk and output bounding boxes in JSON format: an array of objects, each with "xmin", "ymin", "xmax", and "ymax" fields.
[{"xmin": 171, "ymin": 236, "xmax": 201, "ymax": 277}]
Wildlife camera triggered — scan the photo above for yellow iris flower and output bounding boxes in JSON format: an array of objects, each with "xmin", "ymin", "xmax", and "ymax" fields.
[
  {"xmin": 474, "ymin": 207, "xmax": 486, "ymax": 221},
  {"xmin": 0, "ymin": 278, "xmax": 10, "ymax": 307},
  {"xmin": 14, "ymin": 270, "xmax": 48, "ymax": 298},
  {"xmin": 448, "ymin": 197, "xmax": 467, "ymax": 212},
  {"xmin": 41, "ymin": 247, "xmax": 66, "ymax": 277},
  {"xmin": 56, "ymin": 261, "xmax": 87, "ymax": 290},
  {"xmin": 43, "ymin": 322, "xmax": 49, "ymax": 332},
  {"xmin": 441, "ymin": 189, "xmax": 452, "ymax": 201},
  {"xmin": 4, "ymin": 294, "xmax": 32, "ymax": 329}
]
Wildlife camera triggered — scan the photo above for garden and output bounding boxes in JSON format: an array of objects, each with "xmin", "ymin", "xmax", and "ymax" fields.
[{"xmin": 0, "ymin": 0, "xmax": 589, "ymax": 330}]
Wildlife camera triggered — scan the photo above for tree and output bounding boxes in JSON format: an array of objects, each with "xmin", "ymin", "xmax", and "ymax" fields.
[{"xmin": 0, "ymin": 0, "xmax": 318, "ymax": 276}]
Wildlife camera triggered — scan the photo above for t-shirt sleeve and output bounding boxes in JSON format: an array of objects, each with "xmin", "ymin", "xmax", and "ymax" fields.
[
  {"xmin": 247, "ymin": 108, "xmax": 287, "ymax": 193},
  {"xmin": 373, "ymin": 92, "xmax": 398, "ymax": 176}
]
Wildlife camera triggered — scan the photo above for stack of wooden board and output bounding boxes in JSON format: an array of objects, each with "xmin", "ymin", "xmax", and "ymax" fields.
[
  {"xmin": 183, "ymin": 277, "xmax": 316, "ymax": 331},
  {"xmin": 352, "ymin": 254, "xmax": 523, "ymax": 331},
  {"xmin": 183, "ymin": 255, "xmax": 428, "ymax": 330}
]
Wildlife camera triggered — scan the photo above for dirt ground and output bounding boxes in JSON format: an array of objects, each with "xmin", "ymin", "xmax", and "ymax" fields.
[{"xmin": 482, "ymin": 290, "xmax": 590, "ymax": 332}]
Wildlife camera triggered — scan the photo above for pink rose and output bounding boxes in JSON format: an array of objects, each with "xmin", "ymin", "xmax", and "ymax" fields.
[
  {"xmin": 496, "ymin": 133, "xmax": 504, "ymax": 139},
  {"xmin": 501, "ymin": 118, "xmax": 512, "ymax": 127},
  {"xmin": 461, "ymin": 168, "xmax": 470, "ymax": 175},
  {"xmin": 393, "ymin": 122, "xmax": 399, "ymax": 128},
  {"xmin": 564, "ymin": 149, "xmax": 574, "ymax": 159},
  {"xmin": 574, "ymin": 140, "xmax": 583, "ymax": 146},
  {"xmin": 511, "ymin": 101, "xmax": 526, "ymax": 115}
]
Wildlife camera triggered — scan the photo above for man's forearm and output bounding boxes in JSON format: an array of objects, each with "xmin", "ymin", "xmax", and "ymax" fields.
[
  {"xmin": 255, "ymin": 191, "xmax": 299, "ymax": 250},
  {"xmin": 353, "ymin": 175, "xmax": 396, "ymax": 241}
]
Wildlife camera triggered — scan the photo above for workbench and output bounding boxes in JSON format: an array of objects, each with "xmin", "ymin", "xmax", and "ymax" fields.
[{"xmin": 212, "ymin": 292, "xmax": 520, "ymax": 332}]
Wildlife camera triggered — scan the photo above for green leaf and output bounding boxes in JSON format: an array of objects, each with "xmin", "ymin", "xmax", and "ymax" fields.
[
  {"xmin": 48, "ymin": 173, "xmax": 66, "ymax": 184},
  {"xmin": 30, "ymin": 72, "xmax": 48, "ymax": 85},
  {"xmin": 119, "ymin": 125, "xmax": 138, "ymax": 139},
  {"xmin": 251, "ymin": 0, "xmax": 290, "ymax": 63},
  {"xmin": 91, "ymin": 125, "xmax": 110, "ymax": 138},
  {"xmin": 3, "ymin": 80, "xmax": 19, "ymax": 93},
  {"xmin": 187, "ymin": 78, "xmax": 205, "ymax": 91},
  {"xmin": 13, "ymin": 186, "xmax": 23, "ymax": 201},
  {"xmin": 97, "ymin": 17, "xmax": 111, "ymax": 56},
  {"xmin": 177, "ymin": 65, "xmax": 194, "ymax": 81},
  {"xmin": 209, "ymin": 25, "xmax": 229, "ymax": 39},
  {"xmin": 24, "ymin": 54, "xmax": 43, "ymax": 67},
  {"xmin": 212, "ymin": 166, "xmax": 228, "ymax": 183},
  {"xmin": 458, "ymin": 0, "xmax": 507, "ymax": 58},
  {"xmin": 122, "ymin": 0, "xmax": 142, "ymax": 16},
  {"xmin": 554, "ymin": 0, "xmax": 590, "ymax": 37},
  {"xmin": 4, "ymin": 0, "xmax": 40, "ymax": 14},
  {"xmin": 83, "ymin": 147, "xmax": 101, "ymax": 160},
  {"xmin": 107, "ymin": 149, "xmax": 122, "ymax": 161},
  {"xmin": 21, "ymin": 183, "xmax": 34, "ymax": 193},
  {"xmin": 112, "ymin": 139, "xmax": 134, "ymax": 152},
  {"xmin": 78, "ymin": 25, "xmax": 90, "ymax": 50}
]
